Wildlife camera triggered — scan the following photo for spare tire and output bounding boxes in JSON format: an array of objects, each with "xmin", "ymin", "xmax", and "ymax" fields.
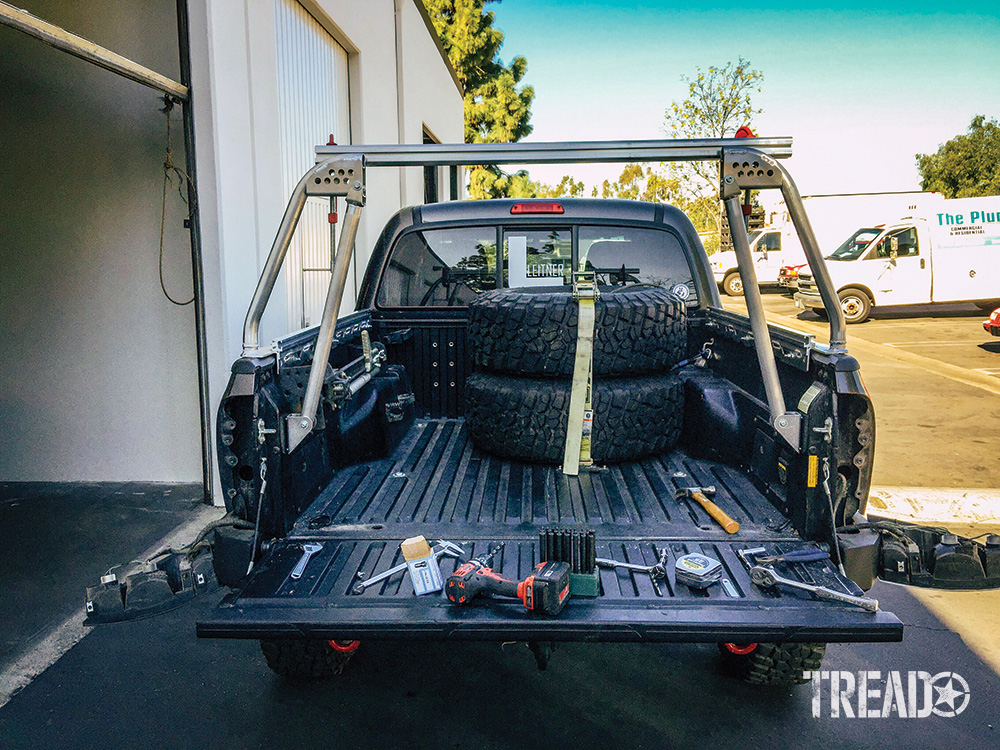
[
  {"xmin": 465, "ymin": 371, "xmax": 684, "ymax": 464},
  {"xmin": 468, "ymin": 286, "xmax": 687, "ymax": 378}
]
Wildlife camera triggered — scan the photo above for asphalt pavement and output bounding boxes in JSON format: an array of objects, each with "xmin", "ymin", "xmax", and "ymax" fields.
[{"xmin": 0, "ymin": 582, "xmax": 996, "ymax": 750}]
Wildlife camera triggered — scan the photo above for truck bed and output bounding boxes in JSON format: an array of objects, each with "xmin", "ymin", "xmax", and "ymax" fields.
[{"xmin": 198, "ymin": 419, "xmax": 903, "ymax": 643}]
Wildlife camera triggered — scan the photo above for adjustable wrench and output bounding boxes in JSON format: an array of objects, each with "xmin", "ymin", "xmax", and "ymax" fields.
[
  {"xmin": 749, "ymin": 565, "xmax": 879, "ymax": 612},
  {"xmin": 290, "ymin": 542, "xmax": 323, "ymax": 580}
]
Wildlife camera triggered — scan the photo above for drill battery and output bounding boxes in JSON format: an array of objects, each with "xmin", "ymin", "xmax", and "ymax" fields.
[{"xmin": 446, "ymin": 559, "xmax": 572, "ymax": 615}]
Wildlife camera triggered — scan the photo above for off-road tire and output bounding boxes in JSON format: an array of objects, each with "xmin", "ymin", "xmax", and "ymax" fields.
[
  {"xmin": 260, "ymin": 639, "xmax": 356, "ymax": 679},
  {"xmin": 719, "ymin": 642, "xmax": 826, "ymax": 685},
  {"xmin": 468, "ymin": 286, "xmax": 686, "ymax": 378},
  {"xmin": 465, "ymin": 371, "xmax": 684, "ymax": 464}
]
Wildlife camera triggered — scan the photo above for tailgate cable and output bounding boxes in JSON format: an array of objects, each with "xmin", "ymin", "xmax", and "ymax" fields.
[
  {"xmin": 247, "ymin": 457, "xmax": 267, "ymax": 574},
  {"xmin": 820, "ymin": 458, "xmax": 847, "ymax": 575}
]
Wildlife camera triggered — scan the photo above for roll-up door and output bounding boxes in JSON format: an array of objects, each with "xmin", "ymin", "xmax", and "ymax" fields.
[{"xmin": 274, "ymin": 0, "xmax": 351, "ymax": 329}]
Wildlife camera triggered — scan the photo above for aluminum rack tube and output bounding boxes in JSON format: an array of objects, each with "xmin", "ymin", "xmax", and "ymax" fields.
[
  {"xmin": 724, "ymin": 195, "xmax": 787, "ymax": 420},
  {"xmin": 242, "ymin": 174, "xmax": 310, "ymax": 354},
  {"xmin": 315, "ymin": 137, "xmax": 794, "ymax": 167},
  {"xmin": 776, "ymin": 165, "xmax": 848, "ymax": 351},
  {"xmin": 285, "ymin": 201, "xmax": 363, "ymax": 452}
]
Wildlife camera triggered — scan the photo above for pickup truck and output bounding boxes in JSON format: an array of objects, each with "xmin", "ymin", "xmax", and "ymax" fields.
[{"xmin": 193, "ymin": 140, "xmax": 997, "ymax": 685}]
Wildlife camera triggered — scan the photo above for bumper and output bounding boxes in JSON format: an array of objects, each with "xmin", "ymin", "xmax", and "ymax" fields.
[
  {"xmin": 985, "ymin": 321, "xmax": 1000, "ymax": 337},
  {"xmin": 794, "ymin": 291, "xmax": 824, "ymax": 310}
]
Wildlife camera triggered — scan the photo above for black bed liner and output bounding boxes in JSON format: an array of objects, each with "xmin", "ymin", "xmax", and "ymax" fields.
[{"xmin": 198, "ymin": 420, "xmax": 903, "ymax": 642}]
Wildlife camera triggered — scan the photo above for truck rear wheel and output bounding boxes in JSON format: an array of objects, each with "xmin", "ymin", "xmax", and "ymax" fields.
[
  {"xmin": 719, "ymin": 642, "xmax": 826, "ymax": 685},
  {"xmin": 839, "ymin": 288, "xmax": 872, "ymax": 324},
  {"xmin": 465, "ymin": 371, "xmax": 684, "ymax": 464},
  {"xmin": 260, "ymin": 639, "xmax": 357, "ymax": 679},
  {"xmin": 722, "ymin": 272, "xmax": 744, "ymax": 297},
  {"xmin": 468, "ymin": 286, "xmax": 687, "ymax": 378}
]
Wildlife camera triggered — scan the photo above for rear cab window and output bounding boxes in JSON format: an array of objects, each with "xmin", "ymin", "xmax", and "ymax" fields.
[{"xmin": 375, "ymin": 220, "xmax": 698, "ymax": 308}]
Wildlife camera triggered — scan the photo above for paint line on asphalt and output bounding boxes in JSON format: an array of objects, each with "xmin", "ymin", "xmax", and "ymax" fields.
[
  {"xmin": 867, "ymin": 485, "xmax": 1000, "ymax": 527},
  {"xmin": 884, "ymin": 341, "xmax": 979, "ymax": 347},
  {"xmin": 760, "ymin": 309, "xmax": 1000, "ymax": 398},
  {"xmin": 0, "ymin": 504, "xmax": 225, "ymax": 710}
]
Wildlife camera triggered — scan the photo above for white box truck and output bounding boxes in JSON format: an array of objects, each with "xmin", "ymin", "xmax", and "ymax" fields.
[
  {"xmin": 713, "ymin": 191, "xmax": 942, "ymax": 296},
  {"xmin": 794, "ymin": 196, "xmax": 1000, "ymax": 323},
  {"xmin": 711, "ymin": 226, "xmax": 805, "ymax": 296}
]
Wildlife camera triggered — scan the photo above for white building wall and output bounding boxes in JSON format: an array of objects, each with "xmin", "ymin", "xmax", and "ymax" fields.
[
  {"xmin": 194, "ymin": 0, "xmax": 463, "ymax": 363},
  {"xmin": 190, "ymin": 0, "xmax": 463, "ymax": 498}
]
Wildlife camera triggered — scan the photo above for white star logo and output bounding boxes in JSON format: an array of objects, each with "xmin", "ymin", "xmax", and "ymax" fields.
[{"xmin": 930, "ymin": 672, "xmax": 971, "ymax": 717}]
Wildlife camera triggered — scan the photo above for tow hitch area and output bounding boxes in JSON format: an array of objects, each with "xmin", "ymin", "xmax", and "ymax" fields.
[{"xmin": 840, "ymin": 518, "xmax": 1000, "ymax": 591}]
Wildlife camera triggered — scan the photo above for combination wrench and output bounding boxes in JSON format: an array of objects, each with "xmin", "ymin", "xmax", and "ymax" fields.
[{"xmin": 749, "ymin": 565, "xmax": 879, "ymax": 612}]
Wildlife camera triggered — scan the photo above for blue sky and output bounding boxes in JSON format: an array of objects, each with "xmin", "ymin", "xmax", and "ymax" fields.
[{"xmin": 491, "ymin": 0, "xmax": 1000, "ymax": 196}]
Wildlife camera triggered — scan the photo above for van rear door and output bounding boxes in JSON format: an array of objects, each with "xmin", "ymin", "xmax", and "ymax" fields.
[{"xmin": 928, "ymin": 212, "xmax": 1000, "ymax": 302}]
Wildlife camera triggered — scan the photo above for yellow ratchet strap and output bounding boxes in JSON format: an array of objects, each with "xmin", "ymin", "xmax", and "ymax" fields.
[{"xmin": 563, "ymin": 272, "xmax": 598, "ymax": 475}]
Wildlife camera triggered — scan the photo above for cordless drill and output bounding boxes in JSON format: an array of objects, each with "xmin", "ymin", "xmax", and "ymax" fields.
[{"xmin": 445, "ymin": 544, "xmax": 572, "ymax": 615}]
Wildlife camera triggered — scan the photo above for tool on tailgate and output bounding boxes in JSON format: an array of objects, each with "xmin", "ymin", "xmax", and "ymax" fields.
[
  {"xmin": 749, "ymin": 565, "xmax": 879, "ymax": 612},
  {"xmin": 540, "ymin": 528, "xmax": 600, "ymax": 596},
  {"xmin": 674, "ymin": 553, "xmax": 723, "ymax": 589},
  {"xmin": 400, "ymin": 535, "xmax": 444, "ymax": 595},
  {"xmin": 352, "ymin": 540, "xmax": 463, "ymax": 594},
  {"xmin": 445, "ymin": 543, "xmax": 572, "ymax": 615},
  {"xmin": 675, "ymin": 486, "xmax": 739, "ymax": 534},
  {"xmin": 754, "ymin": 549, "xmax": 830, "ymax": 565},
  {"xmin": 290, "ymin": 542, "xmax": 323, "ymax": 580},
  {"xmin": 596, "ymin": 548, "xmax": 669, "ymax": 596}
]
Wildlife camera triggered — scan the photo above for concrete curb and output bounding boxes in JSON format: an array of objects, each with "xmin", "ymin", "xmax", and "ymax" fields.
[{"xmin": 867, "ymin": 485, "xmax": 1000, "ymax": 527}]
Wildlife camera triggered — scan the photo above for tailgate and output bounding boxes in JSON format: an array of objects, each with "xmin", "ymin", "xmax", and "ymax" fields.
[{"xmin": 198, "ymin": 536, "xmax": 902, "ymax": 643}]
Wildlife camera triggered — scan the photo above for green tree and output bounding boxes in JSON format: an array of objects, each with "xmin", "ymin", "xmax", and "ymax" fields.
[
  {"xmin": 917, "ymin": 115, "xmax": 1000, "ymax": 198},
  {"xmin": 422, "ymin": 0, "xmax": 534, "ymax": 199},
  {"xmin": 594, "ymin": 164, "xmax": 679, "ymax": 202},
  {"xmin": 662, "ymin": 58, "xmax": 763, "ymax": 248},
  {"xmin": 538, "ymin": 175, "xmax": 585, "ymax": 198}
]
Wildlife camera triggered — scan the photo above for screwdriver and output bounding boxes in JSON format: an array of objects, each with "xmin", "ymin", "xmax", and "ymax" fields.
[{"xmin": 754, "ymin": 549, "xmax": 830, "ymax": 565}]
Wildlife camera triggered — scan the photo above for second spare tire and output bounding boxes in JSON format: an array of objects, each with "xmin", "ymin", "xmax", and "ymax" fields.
[
  {"xmin": 465, "ymin": 371, "xmax": 684, "ymax": 464},
  {"xmin": 468, "ymin": 286, "xmax": 687, "ymax": 378}
]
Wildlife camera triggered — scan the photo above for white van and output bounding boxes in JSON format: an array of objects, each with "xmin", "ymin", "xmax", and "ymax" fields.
[
  {"xmin": 711, "ymin": 226, "xmax": 805, "ymax": 296},
  {"xmin": 794, "ymin": 196, "xmax": 1000, "ymax": 323}
]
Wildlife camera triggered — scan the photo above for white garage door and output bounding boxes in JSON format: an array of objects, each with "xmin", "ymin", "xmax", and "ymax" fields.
[{"xmin": 275, "ymin": 0, "xmax": 352, "ymax": 329}]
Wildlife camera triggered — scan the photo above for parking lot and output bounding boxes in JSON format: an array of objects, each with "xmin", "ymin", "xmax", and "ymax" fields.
[
  {"xmin": 725, "ymin": 290, "xmax": 1000, "ymax": 491},
  {"xmin": 2, "ymin": 290, "xmax": 998, "ymax": 749}
]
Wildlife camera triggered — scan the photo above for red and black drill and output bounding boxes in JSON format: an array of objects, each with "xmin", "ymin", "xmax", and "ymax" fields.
[{"xmin": 445, "ymin": 543, "xmax": 571, "ymax": 615}]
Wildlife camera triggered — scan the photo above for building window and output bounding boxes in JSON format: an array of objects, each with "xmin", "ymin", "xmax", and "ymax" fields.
[{"xmin": 423, "ymin": 129, "xmax": 439, "ymax": 204}]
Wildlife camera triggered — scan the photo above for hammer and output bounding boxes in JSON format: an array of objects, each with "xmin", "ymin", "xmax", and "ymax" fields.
[{"xmin": 676, "ymin": 486, "xmax": 740, "ymax": 534}]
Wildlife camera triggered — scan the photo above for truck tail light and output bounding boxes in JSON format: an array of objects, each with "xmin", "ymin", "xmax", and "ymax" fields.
[{"xmin": 511, "ymin": 202, "xmax": 564, "ymax": 215}]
